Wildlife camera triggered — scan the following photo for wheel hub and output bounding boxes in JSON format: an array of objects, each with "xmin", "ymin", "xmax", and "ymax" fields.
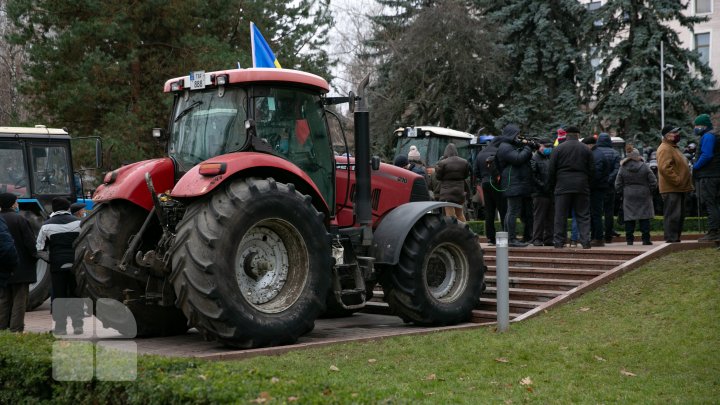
[{"xmin": 425, "ymin": 243, "xmax": 468, "ymax": 302}]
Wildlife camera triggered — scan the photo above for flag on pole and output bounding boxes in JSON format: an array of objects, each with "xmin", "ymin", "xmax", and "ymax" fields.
[{"xmin": 251, "ymin": 22, "xmax": 282, "ymax": 69}]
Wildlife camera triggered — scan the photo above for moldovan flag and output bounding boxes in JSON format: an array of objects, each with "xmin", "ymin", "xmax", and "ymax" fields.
[{"xmin": 251, "ymin": 22, "xmax": 282, "ymax": 69}]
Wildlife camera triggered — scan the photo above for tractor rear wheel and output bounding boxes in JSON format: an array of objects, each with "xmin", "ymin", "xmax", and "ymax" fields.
[
  {"xmin": 21, "ymin": 211, "xmax": 50, "ymax": 310},
  {"xmin": 170, "ymin": 177, "xmax": 331, "ymax": 348},
  {"xmin": 381, "ymin": 215, "xmax": 484, "ymax": 325},
  {"xmin": 73, "ymin": 201, "xmax": 189, "ymax": 336}
]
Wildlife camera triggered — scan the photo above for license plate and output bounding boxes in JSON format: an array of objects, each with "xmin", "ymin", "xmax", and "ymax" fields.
[{"xmin": 189, "ymin": 71, "xmax": 205, "ymax": 90}]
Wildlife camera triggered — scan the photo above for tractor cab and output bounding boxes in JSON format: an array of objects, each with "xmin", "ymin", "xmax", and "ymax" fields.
[
  {"xmin": 392, "ymin": 126, "xmax": 475, "ymax": 169},
  {"xmin": 163, "ymin": 69, "xmax": 335, "ymax": 207},
  {"xmin": 0, "ymin": 127, "xmax": 76, "ymax": 217}
]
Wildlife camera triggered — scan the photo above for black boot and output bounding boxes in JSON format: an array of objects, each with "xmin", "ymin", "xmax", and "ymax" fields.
[
  {"xmin": 642, "ymin": 233, "xmax": 652, "ymax": 245},
  {"xmin": 626, "ymin": 235, "xmax": 634, "ymax": 245}
]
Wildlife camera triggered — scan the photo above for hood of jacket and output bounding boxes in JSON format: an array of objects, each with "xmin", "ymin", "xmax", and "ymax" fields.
[
  {"xmin": 499, "ymin": 124, "xmax": 521, "ymax": 144},
  {"xmin": 443, "ymin": 143, "xmax": 458, "ymax": 158},
  {"xmin": 597, "ymin": 132, "xmax": 612, "ymax": 148}
]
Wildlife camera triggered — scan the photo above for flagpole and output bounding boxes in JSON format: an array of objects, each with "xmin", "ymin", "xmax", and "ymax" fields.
[{"xmin": 250, "ymin": 22, "xmax": 256, "ymax": 68}]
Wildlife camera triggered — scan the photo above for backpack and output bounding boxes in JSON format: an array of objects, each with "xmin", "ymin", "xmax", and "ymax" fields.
[{"xmin": 485, "ymin": 154, "xmax": 502, "ymax": 186}]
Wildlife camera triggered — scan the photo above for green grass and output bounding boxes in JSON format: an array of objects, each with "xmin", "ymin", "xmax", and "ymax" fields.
[{"xmin": 1, "ymin": 249, "xmax": 719, "ymax": 404}]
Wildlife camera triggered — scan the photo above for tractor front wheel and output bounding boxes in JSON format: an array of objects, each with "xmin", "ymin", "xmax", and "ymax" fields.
[
  {"xmin": 170, "ymin": 177, "xmax": 331, "ymax": 348},
  {"xmin": 381, "ymin": 215, "xmax": 484, "ymax": 325}
]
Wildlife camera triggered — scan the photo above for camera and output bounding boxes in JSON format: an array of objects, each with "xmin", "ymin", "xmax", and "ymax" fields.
[{"xmin": 516, "ymin": 135, "xmax": 540, "ymax": 150}]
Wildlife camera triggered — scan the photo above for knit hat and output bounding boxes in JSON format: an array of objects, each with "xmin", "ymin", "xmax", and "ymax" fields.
[
  {"xmin": 565, "ymin": 126, "xmax": 580, "ymax": 135},
  {"xmin": 694, "ymin": 114, "xmax": 712, "ymax": 128},
  {"xmin": 661, "ymin": 125, "xmax": 681, "ymax": 137},
  {"xmin": 556, "ymin": 128, "xmax": 567, "ymax": 143},
  {"xmin": 408, "ymin": 145, "xmax": 421, "ymax": 160},
  {"xmin": 393, "ymin": 154, "xmax": 409, "ymax": 167},
  {"xmin": 70, "ymin": 202, "xmax": 86, "ymax": 214},
  {"xmin": 51, "ymin": 197, "xmax": 71, "ymax": 212},
  {"xmin": 0, "ymin": 192, "xmax": 17, "ymax": 211},
  {"xmin": 628, "ymin": 148, "xmax": 640, "ymax": 159}
]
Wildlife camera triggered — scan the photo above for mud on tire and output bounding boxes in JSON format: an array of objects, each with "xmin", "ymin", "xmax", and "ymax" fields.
[
  {"xmin": 381, "ymin": 215, "xmax": 485, "ymax": 325},
  {"xmin": 170, "ymin": 177, "xmax": 331, "ymax": 348},
  {"xmin": 73, "ymin": 201, "xmax": 188, "ymax": 336}
]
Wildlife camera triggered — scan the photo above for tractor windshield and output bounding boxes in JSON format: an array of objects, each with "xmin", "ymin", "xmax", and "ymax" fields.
[
  {"xmin": 169, "ymin": 88, "xmax": 249, "ymax": 172},
  {"xmin": 0, "ymin": 141, "xmax": 30, "ymax": 197}
]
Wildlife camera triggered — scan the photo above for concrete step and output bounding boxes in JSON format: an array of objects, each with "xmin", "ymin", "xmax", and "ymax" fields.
[
  {"xmin": 484, "ymin": 276, "xmax": 585, "ymax": 291},
  {"xmin": 484, "ymin": 256, "xmax": 624, "ymax": 270},
  {"xmin": 482, "ymin": 246, "xmax": 638, "ymax": 261},
  {"xmin": 485, "ymin": 266, "xmax": 605, "ymax": 280},
  {"xmin": 477, "ymin": 297, "xmax": 541, "ymax": 313},
  {"xmin": 471, "ymin": 310, "xmax": 521, "ymax": 323},
  {"xmin": 482, "ymin": 286, "xmax": 563, "ymax": 301}
]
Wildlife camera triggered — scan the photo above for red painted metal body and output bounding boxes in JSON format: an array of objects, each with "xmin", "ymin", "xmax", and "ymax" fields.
[
  {"xmin": 94, "ymin": 158, "xmax": 175, "ymax": 211},
  {"xmin": 170, "ymin": 152, "xmax": 329, "ymax": 213},
  {"xmin": 334, "ymin": 156, "xmax": 421, "ymax": 228}
]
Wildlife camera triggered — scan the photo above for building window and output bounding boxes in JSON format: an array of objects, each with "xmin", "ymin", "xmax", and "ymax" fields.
[
  {"xmin": 695, "ymin": 0, "xmax": 712, "ymax": 14},
  {"xmin": 695, "ymin": 33, "xmax": 710, "ymax": 65}
]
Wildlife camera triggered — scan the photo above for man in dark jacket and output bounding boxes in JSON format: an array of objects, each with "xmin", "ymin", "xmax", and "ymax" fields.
[
  {"xmin": 37, "ymin": 197, "xmax": 83, "ymax": 335},
  {"xmin": 530, "ymin": 139, "xmax": 554, "ymax": 246},
  {"xmin": 0, "ymin": 193, "xmax": 38, "ymax": 332},
  {"xmin": 436, "ymin": 143, "xmax": 471, "ymax": 221},
  {"xmin": 692, "ymin": 114, "xmax": 720, "ymax": 241},
  {"xmin": 548, "ymin": 126, "xmax": 595, "ymax": 249},
  {"xmin": 590, "ymin": 133, "xmax": 620, "ymax": 246},
  {"xmin": 496, "ymin": 124, "xmax": 534, "ymax": 247},
  {"xmin": 0, "ymin": 217, "xmax": 18, "ymax": 290},
  {"xmin": 474, "ymin": 137, "xmax": 507, "ymax": 245}
]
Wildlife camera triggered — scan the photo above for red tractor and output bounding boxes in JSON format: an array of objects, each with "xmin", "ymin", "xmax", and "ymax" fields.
[{"xmin": 74, "ymin": 68, "xmax": 485, "ymax": 348}]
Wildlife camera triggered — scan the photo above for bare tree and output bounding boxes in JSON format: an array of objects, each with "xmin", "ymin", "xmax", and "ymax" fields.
[{"xmin": 0, "ymin": 0, "xmax": 28, "ymax": 125}]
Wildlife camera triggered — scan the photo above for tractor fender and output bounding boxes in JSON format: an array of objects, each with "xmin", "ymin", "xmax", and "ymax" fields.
[
  {"xmin": 170, "ymin": 152, "xmax": 329, "ymax": 213},
  {"xmin": 371, "ymin": 201, "xmax": 462, "ymax": 265},
  {"xmin": 93, "ymin": 158, "xmax": 175, "ymax": 211}
]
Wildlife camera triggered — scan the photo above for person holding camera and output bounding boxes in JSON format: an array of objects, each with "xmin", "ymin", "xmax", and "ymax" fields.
[
  {"xmin": 548, "ymin": 126, "xmax": 594, "ymax": 249},
  {"xmin": 496, "ymin": 124, "xmax": 535, "ymax": 247}
]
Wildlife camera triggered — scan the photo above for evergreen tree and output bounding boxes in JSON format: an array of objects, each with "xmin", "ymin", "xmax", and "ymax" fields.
[
  {"xmin": 5, "ymin": 0, "xmax": 332, "ymax": 166},
  {"xmin": 588, "ymin": 0, "xmax": 716, "ymax": 146},
  {"xmin": 480, "ymin": 0, "xmax": 589, "ymax": 137},
  {"xmin": 367, "ymin": 0, "xmax": 508, "ymax": 155}
]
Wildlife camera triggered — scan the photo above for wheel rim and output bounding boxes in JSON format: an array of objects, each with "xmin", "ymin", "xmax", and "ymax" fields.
[
  {"xmin": 29, "ymin": 260, "xmax": 48, "ymax": 292},
  {"xmin": 424, "ymin": 242, "xmax": 469, "ymax": 302},
  {"xmin": 235, "ymin": 218, "xmax": 309, "ymax": 313}
]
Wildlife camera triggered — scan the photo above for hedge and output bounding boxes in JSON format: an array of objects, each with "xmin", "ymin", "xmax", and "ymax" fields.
[{"xmin": 466, "ymin": 216, "xmax": 709, "ymax": 236}]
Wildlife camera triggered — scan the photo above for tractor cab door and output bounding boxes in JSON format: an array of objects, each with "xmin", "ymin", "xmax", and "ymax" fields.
[
  {"xmin": 251, "ymin": 86, "xmax": 335, "ymax": 210},
  {"xmin": 0, "ymin": 140, "xmax": 31, "ymax": 197},
  {"xmin": 28, "ymin": 142, "xmax": 73, "ymax": 197}
]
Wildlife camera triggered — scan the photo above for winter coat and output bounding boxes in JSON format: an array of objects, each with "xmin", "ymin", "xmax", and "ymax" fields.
[
  {"xmin": 435, "ymin": 143, "xmax": 470, "ymax": 204},
  {"xmin": 656, "ymin": 138, "xmax": 693, "ymax": 193},
  {"xmin": 530, "ymin": 151, "xmax": 552, "ymax": 197},
  {"xmin": 692, "ymin": 130, "xmax": 720, "ymax": 178},
  {"xmin": 548, "ymin": 137, "xmax": 595, "ymax": 195},
  {"xmin": 474, "ymin": 140, "xmax": 501, "ymax": 185},
  {"xmin": 615, "ymin": 158, "xmax": 657, "ymax": 221},
  {"xmin": 0, "ymin": 211, "xmax": 37, "ymax": 284},
  {"xmin": 591, "ymin": 133, "xmax": 620, "ymax": 191},
  {"xmin": 36, "ymin": 211, "xmax": 80, "ymax": 272},
  {"xmin": 495, "ymin": 125, "xmax": 533, "ymax": 198},
  {"xmin": 0, "ymin": 217, "xmax": 18, "ymax": 287}
]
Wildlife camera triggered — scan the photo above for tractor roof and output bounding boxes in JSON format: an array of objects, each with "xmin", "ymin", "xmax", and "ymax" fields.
[
  {"xmin": 394, "ymin": 126, "xmax": 474, "ymax": 140},
  {"xmin": 164, "ymin": 68, "xmax": 329, "ymax": 93},
  {"xmin": 0, "ymin": 126, "xmax": 69, "ymax": 139}
]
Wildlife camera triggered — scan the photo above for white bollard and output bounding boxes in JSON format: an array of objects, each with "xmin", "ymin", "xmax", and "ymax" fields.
[{"xmin": 495, "ymin": 231, "xmax": 510, "ymax": 332}]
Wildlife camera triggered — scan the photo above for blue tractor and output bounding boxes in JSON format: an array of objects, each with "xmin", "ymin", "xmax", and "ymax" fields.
[{"xmin": 0, "ymin": 126, "xmax": 101, "ymax": 309}]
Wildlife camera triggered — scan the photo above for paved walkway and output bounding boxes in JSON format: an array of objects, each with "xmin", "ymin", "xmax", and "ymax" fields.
[{"xmin": 22, "ymin": 239, "xmax": 713, "ymax": 360}]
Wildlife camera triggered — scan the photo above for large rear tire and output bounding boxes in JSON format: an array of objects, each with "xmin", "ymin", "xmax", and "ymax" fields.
[
  {"xmin": 73, "ymin": 201, "xmax": 188, "ymax": 336},
  {"xmin": 21, "ymin": 211, "xmax": 50, "ymax": 310},
  {"xmin": 381, "ymin": 215, "xmax": 484, "ymax": 325},
  {"xmin": 170, "ymin": 177, "xmax": 331, "ymax": 348}
]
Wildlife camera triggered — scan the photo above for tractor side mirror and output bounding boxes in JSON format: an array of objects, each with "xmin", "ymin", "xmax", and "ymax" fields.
[{"xmin": 371, "ymin": 156, "xmax": 381, "ymax": 171}]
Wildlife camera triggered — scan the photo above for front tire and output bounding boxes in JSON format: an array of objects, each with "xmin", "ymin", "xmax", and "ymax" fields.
[
  {"xmin": 170, "ymin": 177, "xmax": 331, "ymax": 348},
  {"xmin": 381, "ymin": 215, "xmax": 484, "ymax": 325}
]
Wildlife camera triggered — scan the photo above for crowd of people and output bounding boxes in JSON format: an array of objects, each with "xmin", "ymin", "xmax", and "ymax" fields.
[
  {"xmin": 395, "ymin": 113, "xmax": 720, "ymax": 248},
  {"xmin": 0, "ymin": 195, "xmax": 85, "ymax": 334}
]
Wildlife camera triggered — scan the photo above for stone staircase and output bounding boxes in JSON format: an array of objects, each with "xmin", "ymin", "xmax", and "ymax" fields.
[{"xmin": 471, "ymin": 246, "xmax": 641, "ymax": 323}]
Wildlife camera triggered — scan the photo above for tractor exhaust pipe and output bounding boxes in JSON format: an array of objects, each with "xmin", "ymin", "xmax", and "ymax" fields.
[{"xmin": 354, "ymin": 74, "xmax": 372, "ymax": 245}]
